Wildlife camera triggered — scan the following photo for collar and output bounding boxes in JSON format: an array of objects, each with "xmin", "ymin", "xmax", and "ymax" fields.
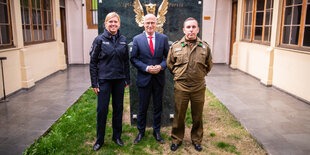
[
  {"xmin": 103, "ymin": 29, "xmax": 120, "ymax": 39},
  {"xmin": 180, "ymin": 36, "xmax": 203, "ymax": 47},
  {"xmin": 145, "ymin": 32, "xmax": 155, "ymax": 39}
]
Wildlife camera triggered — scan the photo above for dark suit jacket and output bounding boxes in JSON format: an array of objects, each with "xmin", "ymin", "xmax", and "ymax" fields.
[{"xmin": 130, "ymin": 32, "xmax": 169, "ymax": 87}]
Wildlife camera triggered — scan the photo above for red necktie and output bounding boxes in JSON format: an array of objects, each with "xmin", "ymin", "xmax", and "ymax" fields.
[{"xmin": 148, "ymin": 36, "xmax": 154, "ymax": 56}]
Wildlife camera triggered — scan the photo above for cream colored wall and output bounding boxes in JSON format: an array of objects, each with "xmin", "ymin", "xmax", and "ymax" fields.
[
  {"xmin": 231, "ymin": 0, "xmax": 310, "ymax": 102},
  {"xmin": 0, "ymin": 0, "xmax": 66, "ymax": 98},
  {"xmin": 273, "ymin": 49, "xmax": 310, "ymax": 102},
  {"xmin": 0, "ymin": 50, "xmax": 22, "ymax": 97},
  {"xmin": 236, "ymin": 42, "xmax": 272, "ymax": 80}
]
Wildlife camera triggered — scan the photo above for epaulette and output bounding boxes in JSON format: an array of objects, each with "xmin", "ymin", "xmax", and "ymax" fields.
[{"xmin": 172, "ymin": 40, "xmax": 179, "ymax": 46}]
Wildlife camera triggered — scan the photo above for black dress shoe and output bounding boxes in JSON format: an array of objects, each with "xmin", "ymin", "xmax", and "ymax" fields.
[
  {"xmin": 134, "ymin": 133, "xmax": 144, "ymax": 144},
  {"xmin": 153, "ymin": 132, "xmax": 164, "ymax": 144},
  {"xmin": 113, "ymin": 138, "xmax": 124, "ymax": 146},
  {"xmin": 192, "ymin": 143, "xmax": 202, "ymax": 152},
  {"xmin": 170, "ymin": 143, "xmax": 182, "ymax": 151},
  {"xmin": 93, "ymin": 143, "xmax": 102, "ymax": 151}
]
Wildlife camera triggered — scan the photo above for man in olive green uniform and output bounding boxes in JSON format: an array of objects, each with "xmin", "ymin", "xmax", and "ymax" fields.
[{"xmin": 167, "ymin": 17, "xmax": 212, "ymax": 152}]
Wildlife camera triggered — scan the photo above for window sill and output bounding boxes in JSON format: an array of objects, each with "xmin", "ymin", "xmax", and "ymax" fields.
[
  {"xmin": 0, "ymin": 46, "xmax": 20, "ymax": 53},
  {"xmin": 276, "ymin": 45, "xmax": 310, "ymax": 54}
]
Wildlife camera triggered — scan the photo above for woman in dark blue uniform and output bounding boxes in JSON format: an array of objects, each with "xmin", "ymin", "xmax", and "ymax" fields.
[{"xmin": 89, "ymin": 12, "xmax": 130, "ymax": 151}]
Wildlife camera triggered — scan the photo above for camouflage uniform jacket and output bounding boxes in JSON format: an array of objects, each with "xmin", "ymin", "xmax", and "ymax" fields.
[{"xmin": 167, "ymin": 36, "xmax": 212, "ymax": 92}]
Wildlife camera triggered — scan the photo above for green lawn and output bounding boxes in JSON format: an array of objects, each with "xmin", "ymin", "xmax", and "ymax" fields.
[{"xmin": 24, "ymin": 87, "xmax": 267, "ymax": 155}]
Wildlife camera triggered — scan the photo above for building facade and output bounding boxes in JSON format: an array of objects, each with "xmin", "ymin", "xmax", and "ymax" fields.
[
  {"xmin": 230, "ymin": 0, "xmax": 310, "ymax": 102},
  {"xmin": 1, "ymin": 0, "xmax": 309, "ymax": 103}
]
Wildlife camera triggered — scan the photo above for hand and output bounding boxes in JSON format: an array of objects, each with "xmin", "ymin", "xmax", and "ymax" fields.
[
  {"xmin": 93, "ymin": 88, "xmax": 100, "ymax": 96},
  {"xmin": 147, "ymin": 65, "xmax": 161, "ymax": 74}
]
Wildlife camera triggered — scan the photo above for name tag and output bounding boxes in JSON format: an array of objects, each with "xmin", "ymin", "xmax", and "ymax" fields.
[
  {"xmin": 102, "ymin": 41, "xmax": 109, "ymax": 45},
  {"xmin": 175, "ymin": 48, "xmax": 181, "ymax": 52},
  {"xmin": 119, "ymin": 42, "xmax": 126, "ymax": 45}
]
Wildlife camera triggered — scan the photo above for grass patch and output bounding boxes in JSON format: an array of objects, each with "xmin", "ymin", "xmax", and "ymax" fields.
[{"xmin": 24, "ymin": 88, "xmax": 267, "ymax": 154}]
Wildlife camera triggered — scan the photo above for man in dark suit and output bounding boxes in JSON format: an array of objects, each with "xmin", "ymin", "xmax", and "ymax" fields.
[{"xmin": 130, "ymin": 14, "xmax": 169, "ymax": 144}]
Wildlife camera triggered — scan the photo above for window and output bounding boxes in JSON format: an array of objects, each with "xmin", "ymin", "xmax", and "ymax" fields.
[
  {"xmin": 281, "ymin": 0, "xmax": 310, "ymax": 48},
  {"xmin": 86, "ymin": 0, "xmax": 98, "ymax": 29},
  {"xmin": 20, "ymin": 0, "xmax": 54, "ymax": 43},
  {"xmin": 243, "ymin": 0, "xmax": 274, "ymax": 43},
  {"xmin": 0, "ymin": 0, "xmax": 13, "ymax": 48}
]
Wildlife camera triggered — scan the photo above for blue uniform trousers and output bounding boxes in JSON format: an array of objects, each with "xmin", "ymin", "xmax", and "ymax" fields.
[{"xmin": 96, "ymin": 79, "xmax": 125, "ymax": 144}]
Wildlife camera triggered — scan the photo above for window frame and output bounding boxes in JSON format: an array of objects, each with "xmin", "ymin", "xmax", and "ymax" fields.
[
  {"xmin": 280, "ymin": 0, "xmax": 310, "ymax": 50},
  {"xmin": 20, "ymin": 0, "xmax": 55, "ymax": 45},
  {"xmin": 86, "ymin": 0, "xmax": 98, "ymax": 29},
  {"xmin": 242, "ymin": 0, "xmax": 274, "ymax": 44},
  {"xmin": 0, "ymin": 0, "xmax": 14, "ymax": 49}
]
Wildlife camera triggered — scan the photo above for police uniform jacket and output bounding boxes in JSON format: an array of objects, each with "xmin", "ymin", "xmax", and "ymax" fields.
[
  {"xmin": 89, "ymin": 29, "xmax": 130, "ymax": 88},
  {"xmin": 167, "ymin": 36, "xmax": 212, "ymax": 92}
]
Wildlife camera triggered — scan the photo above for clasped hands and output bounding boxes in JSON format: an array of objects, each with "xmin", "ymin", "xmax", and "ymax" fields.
[{"xmin": 147, "ymin": 65, "xmax": 162, "ymax": 74}]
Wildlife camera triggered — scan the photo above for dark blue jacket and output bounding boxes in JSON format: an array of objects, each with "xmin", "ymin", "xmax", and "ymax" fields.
[
  {"xmin": 90, "ymin": 29, "xmax": 130, "ymax": 88},
  {"xmin": 130, "ymin": 32, "xmax": 169, "ymax": 87}
]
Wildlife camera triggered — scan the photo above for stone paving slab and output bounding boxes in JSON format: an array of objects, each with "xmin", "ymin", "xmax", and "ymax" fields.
[
  {"xmin": 206, "ymin": 64, "xmax": 310, "ymax": 155},
  {"xmin": 0, "ymin": 65, "xmax": 90, "ymax": 155}
]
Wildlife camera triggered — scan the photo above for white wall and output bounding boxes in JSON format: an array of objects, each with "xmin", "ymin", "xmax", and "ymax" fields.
[
  {"xmin": 202, "ymin": 0, "xmax": 232, "ymax": 64},
  {"xmin": 66, "ymin": 0, "xmax": 98, "ymax": 64}
]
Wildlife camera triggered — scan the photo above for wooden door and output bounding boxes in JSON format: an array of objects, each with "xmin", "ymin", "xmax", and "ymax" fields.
[{"xmin": 229, "ymin": 0, "xmax": 238, "ymax": 65}]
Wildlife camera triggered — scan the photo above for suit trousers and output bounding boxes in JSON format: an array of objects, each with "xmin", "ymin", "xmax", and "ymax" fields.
[
  {"xmin": 137, "ymin": 77, "xmax": 164, "ymax": 134},
  {"xmin": 96, "ymin": 79, "xmax": 124, "ymax": 144},
  {"xmin": 171, "ymin": 88, "xmax": 205, "ymax": 144}
]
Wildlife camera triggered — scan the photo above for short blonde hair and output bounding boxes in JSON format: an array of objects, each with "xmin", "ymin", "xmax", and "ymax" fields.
[{"xmin": 105, "ymin": 12, "xmax": 120, "ymax": 23}]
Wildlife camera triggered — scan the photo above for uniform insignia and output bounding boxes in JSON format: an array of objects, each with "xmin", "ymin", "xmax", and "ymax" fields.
[
  {"xmin": 175, "ymin": 48, "xmax": 181, "ymax": 52},
  {"xmin": 120, "ymin": 42, "xmax": 126, "ymax": 45},
  {"xmin": 181, "ymin": 42, "xmax": 185, "ymax": 47},
  {"xmin": 102, "ymin": 41, "xmax": 109, "ymax": 45}
]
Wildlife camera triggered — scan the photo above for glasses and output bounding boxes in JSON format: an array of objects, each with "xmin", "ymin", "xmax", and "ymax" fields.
[{"xmin": 145, "ymin": 22, "xmax": 156, "ymax": 25}]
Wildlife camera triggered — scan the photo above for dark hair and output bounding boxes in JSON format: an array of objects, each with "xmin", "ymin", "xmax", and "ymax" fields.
[{"xmin": 183, "ymin": 17, "xmax": 198, "ymax": 27}]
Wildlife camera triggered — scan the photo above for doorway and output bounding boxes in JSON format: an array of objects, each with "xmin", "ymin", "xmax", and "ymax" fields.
[
  {"xmin": 60, "ymin": 0, "xmax": 68, "ymax": 64},
  {"xmin": 229, "ymin": 0, "xmax": 238, "ymax": 65}
]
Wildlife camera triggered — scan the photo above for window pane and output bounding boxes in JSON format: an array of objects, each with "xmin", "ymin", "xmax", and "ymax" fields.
[
  {"xmin": 32, "ymin": 9, "xmax": 37, "ymax": 24},
  {"xmin": 31, "ymin": 0, "xmax": 36, "ymax": 8},
  {"xmin": 306, "ymin": 4, "xmax": 310, "ymax": 24},
  {"xmin": 265, "ymin": 11, "xmax": 270, "ymax": 25},
  {"xmin": 0, "ymin": 0, "xmax": 7, "ymax": 3},
  {"xmin": 245, "ymin": 13, "xmax": 248, "ymax": 25},
  {"xmin": 264, "ymin": 26, "xmax": 271, "ymax": 42},
  {"xmin": 257, "ymin": 0, "xmax": 265, "ymax": 11},
  {"xmin": 249, "ymin": 13, "xmax": 252, "ymax": 25},
  {"xmin": 0, "ymin": 4, "xmax": 9, "ymax": 23},
  {"xmin": 38, "ymin": 25, "xmax": 43, "ymax": 40},
  {"xmin": 33, "ymin": 25, "xmax": 38, "ymax": 41},
  {"xmin": 303, "ymin": 26, "xmax": 310, "ymax": 46},
  {"xmin": 43, "ymin": 0, "xmax": 51, "ymax": 10},
  {"xmin": 292, "ymin": 6, "xmax": 302, "ymax": 25},
  {"xmin": 246, "ymin": 0, "xmax": 253, "ymax": 11},
  {"xmin": 256, "ymin": 12, "xmax": 264, "ymax": 25},
  {"xmin": 254, "ymin": 27, "xmax": 263, "ymax": 40},
  {"xmin": 266, "ymin": 0, "xmax": 272, "ymax": 9},
  {"xmin": 284, "ymin": 7, "xmax": 292, "ymax": 25},
  {"xmin": 286, "ymin": 0, "xmax": 293, "ymax": 6},
  {"xmin": 24, "ymin": 25, "xmax": 32, "ymax": 42},
  {"xmin": 283, "ymin": 26, "xmax": 290, "ymax": 44},
  {"xmin": 44, "ymin": 25, "xmax": 52, "ymax": 40},
  {"xmin": 36, "ymin": 0, "xmax": 40, "ymax": 8},
  {"xmin": 38, "ymin": 10, "xmax": 41, "ymax": 24},
  {"xmin": 294, "ymin": 0, "xmax": 303, "ymax": 4},
  {"xmin": 291, "ymin": 26, "xmax": 299, "ymax": 44},
  {"xmin": 0, "ymin": 25, "xmax": 10, "ymax": 44},
  {"xmin": 24, "ymin": 8, "xmax": 30, "ymax": 24}
]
